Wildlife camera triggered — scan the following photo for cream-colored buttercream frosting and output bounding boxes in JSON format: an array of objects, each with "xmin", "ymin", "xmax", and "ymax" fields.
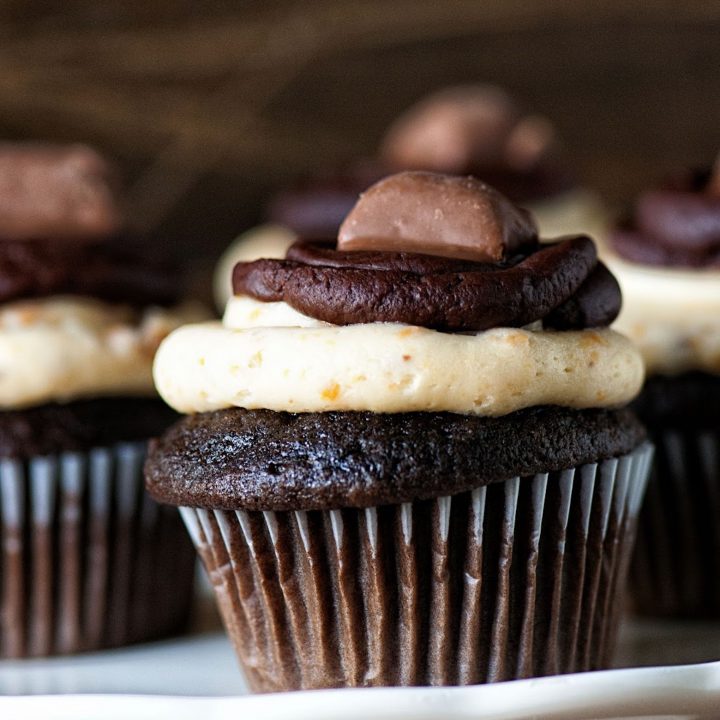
[
  {"xmin": 0, "ymin": 297, "xmax": 207, "ymax": 409},
  {"xmin": 154, "ymin": 293, "xmax": 644, "ymax": 416},
  {"xmin": 213, "ymin": 224, "xmax": 297, "ymax": 311},
  {"xmin": 604, "ymin": 252, "xmax": 720, "ymax": 376}
]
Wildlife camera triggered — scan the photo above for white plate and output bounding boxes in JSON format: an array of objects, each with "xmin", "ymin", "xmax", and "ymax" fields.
[{"xmin": 2, "ymin": 608, "xmax": 720, "ymax": 719}]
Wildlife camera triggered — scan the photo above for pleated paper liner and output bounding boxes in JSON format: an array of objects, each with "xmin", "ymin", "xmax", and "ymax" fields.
[
  {"xmin": 0, "ymin": 441, "xmax": 196, "ymax": 658},
  {"xmin": 181, "ymin": 442, "xmax": 652, "ymax": 692},
  {"xmin": 631, "ymin": 427, "xmax": 720, "ymax": 618}
]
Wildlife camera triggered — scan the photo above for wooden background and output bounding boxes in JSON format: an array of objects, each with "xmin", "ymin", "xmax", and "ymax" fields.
[{"xmin": 1, "ymin": 1, "xmax": 719, "ymax": 291}]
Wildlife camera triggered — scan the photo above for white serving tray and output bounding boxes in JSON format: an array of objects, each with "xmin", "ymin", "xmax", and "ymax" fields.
[{"xmin": 2, "ymin": 600, "xmax": 720, "ymax": 720}]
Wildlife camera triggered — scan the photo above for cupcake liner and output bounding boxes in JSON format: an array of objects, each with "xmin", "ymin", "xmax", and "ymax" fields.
[
  {"xmin": 181, "ymin": 442, "xmax": 652, "ymax": 692},
  {"xmin": 631, "ymin": 428, "xmax": 720, "ymax": 617},
  {"xmin": 0, "ymin": 442, "xmax": 195, "ymax": 658}
]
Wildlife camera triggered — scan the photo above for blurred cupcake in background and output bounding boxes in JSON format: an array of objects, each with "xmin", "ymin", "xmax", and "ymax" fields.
[
  {"xmin": 215, "ymin": 84, "xmax": 609, "ymax": 309},
  {"xmin": 0, "ymin": 142, "xmax": 206, "ymax": 657},
  {"xmin": 603, "ymin": 157, "xmax": 720, "ymax": 617},
  {"xmin": 380, "ymin": 85, "xmax": 608, "ymax": 241},
  {"xmin": 149, "ymin": 172, "xmax": 650, "ymax": 692}
]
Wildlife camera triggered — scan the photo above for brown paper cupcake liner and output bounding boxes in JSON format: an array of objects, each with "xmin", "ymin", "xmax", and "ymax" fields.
[
  {"xmin": 0, "ymin": 442, "xmax": 195, "ymax": 658},
  {"xmin": 181, "ymin": 442, "xmax": 652, "ymax": 692},
  {"xmin": 631, "ymin": 428, "xmax": 720, "ymax": 617}
]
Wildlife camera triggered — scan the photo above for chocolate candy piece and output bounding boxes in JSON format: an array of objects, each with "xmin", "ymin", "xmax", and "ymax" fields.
[
  {"xmin": 234, "ymin": 235, "xmax": 620, "ymax": 331},
  {"xmin": 381, "ymin": 85, "xmax": 520, "ymax": 174},
  {"xmin": 0, "ymin": 143, "xmax": 121, "ymax": 241},
  {"xmin": 337, "ymin": 172, "xmax": 538, "ymax": 262},
  {"xmin": 380, "ymin": 85, "xmax": 555, "ymax": 176}
]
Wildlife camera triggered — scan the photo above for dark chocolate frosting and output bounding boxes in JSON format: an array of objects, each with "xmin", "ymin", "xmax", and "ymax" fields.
[
  {"xmin": 145, "ymin": 405, "xmax": 646, "ymax": 511},
  {"xmin": 610, "ymin": 165, "xmax": 720, "ymax": 268},
  {"xmin": 0, "ymin": 237, "xmax": 178, "ymax": 306},
  {"xmin": 233, "ymin": 236, "xmax": 620, "ymax": 332}
]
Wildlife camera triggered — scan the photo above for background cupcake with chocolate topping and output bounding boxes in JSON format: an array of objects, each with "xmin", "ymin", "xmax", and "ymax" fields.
[
  {"xmin": 0, "ymin": 142, "xmax": 205, "ymax": 657},
  {"xmin": 604, "ymin": 158, "xmax": 720, "ymax": 618},
  {"xmin": 214, "ymin": 84, "xmax": 609, "ymax": 310},
  {"xmin": 148, "ymin": 171, "xmax": 650, "ymax": 692}
]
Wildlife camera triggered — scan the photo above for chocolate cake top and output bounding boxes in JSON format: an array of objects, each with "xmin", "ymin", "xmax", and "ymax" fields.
[{"xmin": 145, "ymin": 405, "xmax": 646, "ymax": 510}]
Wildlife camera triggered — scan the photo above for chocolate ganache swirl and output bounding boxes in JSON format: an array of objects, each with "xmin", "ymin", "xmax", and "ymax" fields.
[
  {"xmin": 610, "ymin": 164, "xmax": 720, "ymax": 268},
  {"xmin": 235, "ymin": 172, "xmax": 620, "ymax": 332},
  {"xmin": 0, "ymin": 237, "xmax": 178, "ymax": 307},
  {"xmin": 233, "ymin": 237, "xmax": 620, "ymax": 332}
]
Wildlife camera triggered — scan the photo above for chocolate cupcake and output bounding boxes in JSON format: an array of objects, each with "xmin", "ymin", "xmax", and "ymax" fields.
[
  {"xmin": 0, "ymin": 143, "xmax": 205, "ymax": 657},
  {"xmin": 148, "ymin": 172, "xmax": 650, "ymax": 692},
  {"xmin": 215, "ymin": 86, "xmax": 608, "ymax": 310},
  {"xmin": 379, "ymin": 85, "xmax": 607, "ymax": 242},
  {"xmin": 605, "ymin": 160, "xmax": 720, "ymax": 618}
]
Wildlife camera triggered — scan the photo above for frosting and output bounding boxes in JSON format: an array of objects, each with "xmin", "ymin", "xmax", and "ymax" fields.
[
  {"xmin": 154, "ymin": 308, "xmax": 643, "ymax": 415},
  {"xmin": 0, "ymin": 297, "xmax": 206, "ymax": 409},
  {"xmin": 0, "ymin": 237, "xmax": 179, "ymax": 307},
  {"xmin": 610, "ymin": 170, "xmax": 720, "ymax": 268},
  {"xmin": 605, "ymin": 252, "xmax": 720, "ymax": 376},
  {"xmin": 233, "ymin": 236, "xmax": 620, "ymax": 332},
  {"xmin": 215, "ymin": 191, "xmax": 612, "ymax": 313},
  {"xmin": 185, "ymin": 172, "xmax": 639, "ymax": 417}
]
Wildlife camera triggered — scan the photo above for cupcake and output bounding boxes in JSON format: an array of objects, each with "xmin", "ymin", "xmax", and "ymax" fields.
[
  {"xmin": 0, "ymin": 143, "xmax": 204, "ymax": 657},
  {"xmin": 379, "ymin": 85, "xmax": 608, "ymax": 241},
  {"xmin": 147, "ymin": 172, "xmax": 650, "ymax": 691},
  {"xmin": 604, "ymin": 160, "xmax": 720, "ymax": 617},
  {"xmin": 215, "ymin": 85, "xmax": 608, "ymax": 310}
]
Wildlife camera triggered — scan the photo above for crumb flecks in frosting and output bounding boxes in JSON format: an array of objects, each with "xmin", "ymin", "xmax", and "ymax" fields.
[
  {"xmin": 605, "ymin": 254, "xmax": 720, "ymax": 376},
  {"xmin": 0, "ymin": 297, "xmax": 207, "ymax": 409},
  {"xmin": 153, "ymin": 317, "xmax": 643, "ymax": 416}
]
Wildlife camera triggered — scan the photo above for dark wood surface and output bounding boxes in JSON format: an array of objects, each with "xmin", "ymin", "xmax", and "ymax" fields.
[{"xmin": 0, "ymin": 1, "xmax": 719, "ymax": 290}]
